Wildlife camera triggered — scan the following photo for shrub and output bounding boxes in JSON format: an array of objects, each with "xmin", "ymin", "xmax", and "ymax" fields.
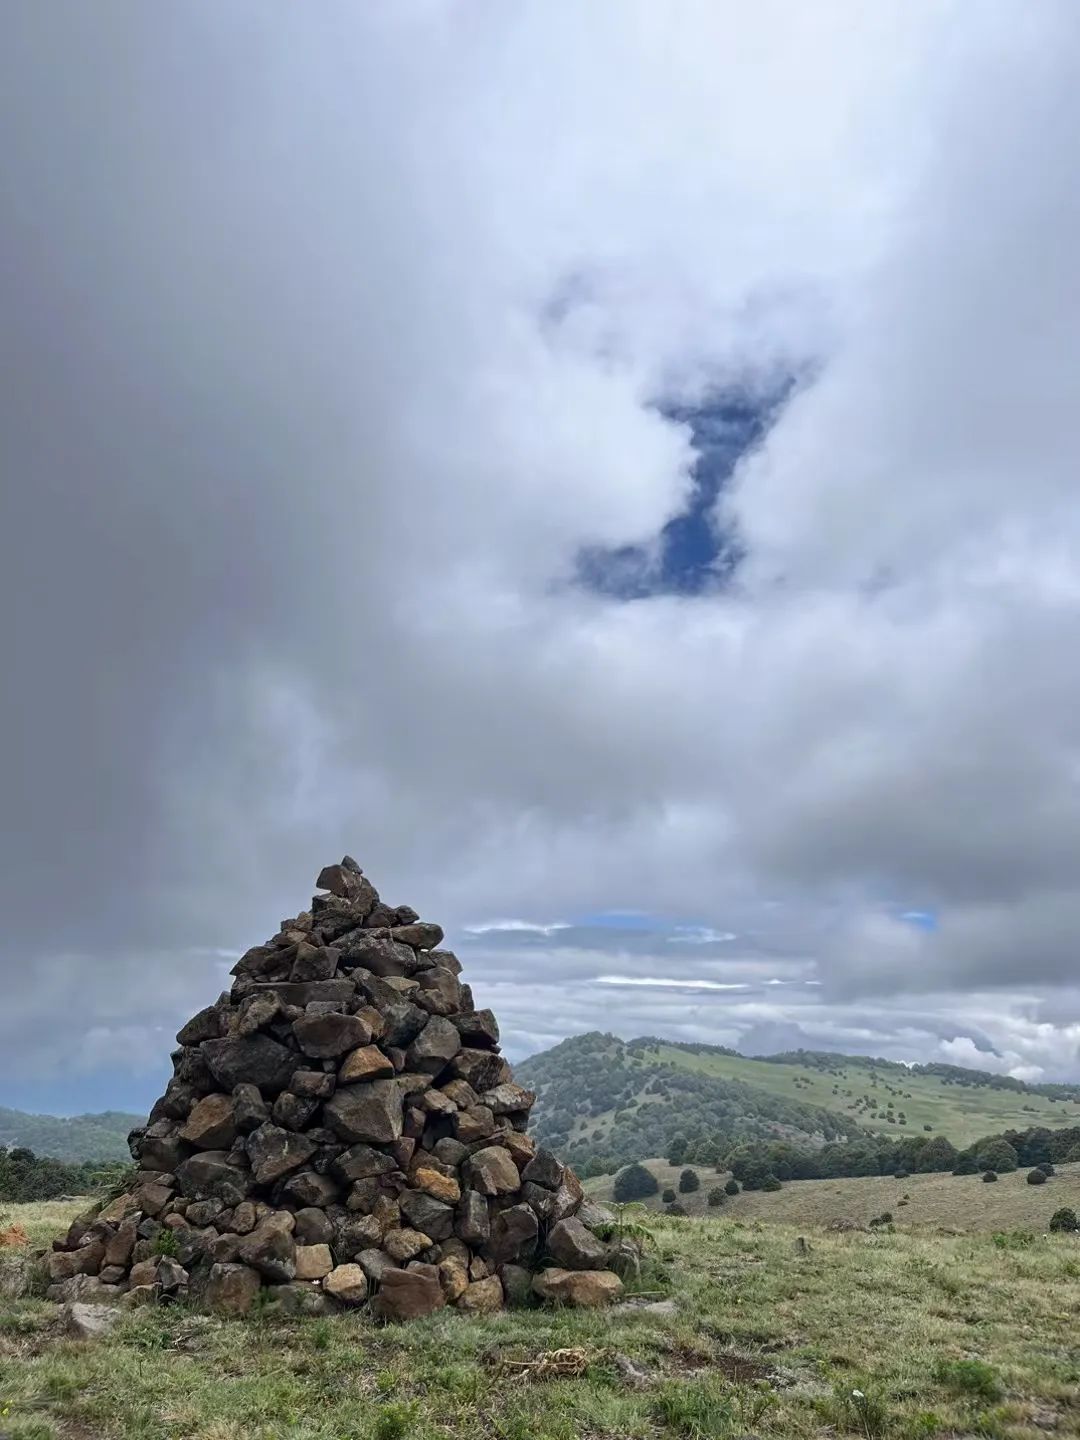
[
  {"xmin": 760, "ymin": 1174, "xmax": 782, "ymax": 1192},
  {"xmin": 678, "ymin": 1168, "xmax": 700, "ymax": 1194},
  {"xmin": 894, "ymin": 1169, "xmax": 910, "ymax": 1180},
  {"xmin": 1038, "ymin": 1162, "xmax": 1055, "ymax": 1176},
  {"xmin": 662, "ymin": 1188, "xmax": 676, "ymax": 1204},
  {"xmin": 725, "ymin": 1178, "xmax": 740, "ymax": 1195},
  {"xmin": 613, "ymin": 1162, "xmax": 659, "ymax": 1203},
  {"xmin": 923, "ymin": 1124, "xmax": 933, "ymax": 1132},
  {"xmin": 982, "ymin": 1170, "xmax": 998, "ymax": 1183},
  {"xmin": 952, "ymin": 1154, "xmax": 978, "ymax": 1175},
  {"xmin": 707, "ymin": 1187, "xmax": 725, "ymax": 1207},
  {"xmin": 1027, "ymin": 1168, "xmax": 1048, "ymax": 1185},
  {"xmin": 1049, "ymin": 1207, "xmax": 1079, "ymax": 1233},
  {"xmin": 665, "ymin": 1201, "xmax": 688, "ymax": 1216},
  {"xmin": 933, "ymin": 1358, "xmax": 1002, "ymax": 1401},
  {"xmin": 976, "ymin": 1138, "xmax": 1019, "ymax": 1173}
]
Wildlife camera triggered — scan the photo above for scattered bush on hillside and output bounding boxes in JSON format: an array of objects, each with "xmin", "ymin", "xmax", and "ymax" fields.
[
  {"xmin": 678, "ymin": 1168, "xmax": 700, "ymax": 1194},
  {"xmin": 613, "ymin": 1162, "xmax": 659, "ymax": 1203},
  {"xmin": 952, "ymin": 1154, "xmax": 979, "ymax": 1175},
  {"xmin": 933, "ymin": 1359, "xmax": 1003, "ymax": 1401},
  {"xmin": 1038, "ymin": 1162, "xmax": 1055, "ymax": 1176},
  {"xmin": 760, "ymin": 1174, "xmax": 782, "ymax": 1192},
  {"xmin": 665, "ymin": 1201, "xmax": 688, "ymax": 1216},
  {"xmin": 894, "ymin": 1169, "xmax": 910, "ymax": 1180},
  {"xmin": 725, "ymin": 1178, "xmax": 740, "ymax": 1195},
  {"xmin": 1027, "ymin": 1168, "xmax": 1048, "ymax": 1185},
  {"xmin": 982, "ymin": 1170, "xmax": 998, "ymax": 1183},
  {"xmin": 662, "ymin": 1188, "xmax": 676, "ymax": 1204},
  {"xmin": 1049, "ymin": 1207, "xmax": 1078, "ymax": 1232},
  {"xmin": 707, "ymin": 1187, "xmax": 725, "ymax": 1207}
]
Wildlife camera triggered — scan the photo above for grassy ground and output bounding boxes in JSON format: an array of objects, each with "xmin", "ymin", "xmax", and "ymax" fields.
[
  {"xmin": 567, "ymin": 1045, "xmax": 1080, "ymax": 1153},
  {"xmin": 587, "ymin": 1159, "xmax": 1080, "ymax": 1231},
  {"xmin": 2, "ymin": 1199, "xmax": 1080, "ymax": 1439}
]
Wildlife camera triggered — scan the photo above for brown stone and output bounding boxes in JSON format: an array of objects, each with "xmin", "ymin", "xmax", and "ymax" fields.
[
  {"xmin": 323, "ymin": 1263, "xmax": 368, "ymax": 1304},
  {"xmin": 382, "ymin": 1228, "xmax": 431, "ymax": 1262},
  {"xmin": 457, "ymin": 1274, "xmax": 503, "ymax": 1313},
  {"xmin": 412, "ymin": 1167, "xmax": 461, "ymax": 1205},
  {"xmin": 293, "ymin": 1012, "xmax": 372, "ymax": 1059},
  {"xmin": 486, "ymin": 1203, "xmax": 539, "ymax": 1265},
  {"xmin": 205, "ymin": 1262, "xmax": 262, "ymax": 1315},
  {"xmin": 531, "ymin": 1268, "xmax": 622, "ymax": 1307},
  {"xmin": 390, "ymin": 922, "xmax": 444, "ymax": 950},
  {"xmin": 324, "ymin": 1079, "xmax": 404, "ymax": 1145},
  {"xmin": 294, "ymin": 1244, "xmax": 334, "ymax": 1279},
  {"xmin": 180, "ymin": 1093, "xmax": 237, "ymax": 1150},
  {"xmin": 338, "ymin": 1045, "xmax": 395, "ymax": 1083},
  {"xmin": 373, "ymin": 1263, "xmax": 446, "ymax": 1321},
  {"xmin": 291, "ymin": 942, "xmax": 339, "ymax": 983},
  {"xmin": 453, "ymin": 1105, "xmax": 495, "ymax": 1142},
  {"xmin": 246, "ymin": 1123, "xmax": 317, "ymax": 1185},
  {"xmin": 405, "ymin": 1016, "xmax": 462, "ymax": 1074},
  {"xmin": 466, "ymin": 1146, "xmax": 520, "ymax": 1196},
  {"xmin": 482, "ymin": 1083, "xmax": 535, "ymax": 1116},
  {"xmin": 547, "ymin": 1217, "xmax": 609, "ymax": 1270},
  {"xmin": 237, "ymin": 1219, "xmax": 296, "ymax": 1282}
]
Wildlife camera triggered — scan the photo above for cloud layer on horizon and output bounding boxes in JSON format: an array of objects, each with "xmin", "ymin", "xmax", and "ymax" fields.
[{"xmin": 3, "ymin": 1, "xmax": 1080, "ymax": 1106}]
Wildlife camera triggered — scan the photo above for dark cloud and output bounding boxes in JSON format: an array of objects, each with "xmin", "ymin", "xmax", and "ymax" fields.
[{"xmin": 2, "ymin": 3, "xmax": 1080, "ymax": 1101}]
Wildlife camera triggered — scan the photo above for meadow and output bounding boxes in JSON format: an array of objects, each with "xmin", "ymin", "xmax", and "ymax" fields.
[{"xmin": 2, "ymin": 1196, "xmax": 1079, "ymax": 1439}]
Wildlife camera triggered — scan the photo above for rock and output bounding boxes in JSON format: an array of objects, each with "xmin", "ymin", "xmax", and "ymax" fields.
[
  {"xmin": 406, "ymin": 1016, "xmax": 462, "ymax": 1074},
  {"xmin": 120, "ymin": 1284, "xmax": 156, "ymax": 1309},
  {"xmin": 294, "ymin": 1243, "xmax": 334, "ymax": 1279},
  {"xmin": 205, "ymin": 1262, "xmax": 263, "ymax": 1315},
  {"xmin": 457, "ymin": 1274, "xmax": 503, "ymax": 1313},
  {"xmin": 482, "ymin": 1083, "xmax": 535, "ymax": 1117},
  {"xmin": 332, "ymin": 1142, "xmax": 397, "ymax": 1183},
  {"xmin": 451, "ymin": 1009, "xmax": 499, "ymax": 1048},
  {"xmin": 291, "ymin": 942, "xmax": 339, "ymax": 983},
  {"xmin": 412, "ymin": 1166, "xmax": 461, "ymax": 1205},
  {"xmin": 373, "ymin": 1263, "xmax": 446, "ymax": 1321},
  {"xmin": 155, "ymin": 1257, "xmax": 189, "ymax": 1293},
  {"xmin": 498, "ymin": 1263, "xmax": 533, "ymax": 1308},
  {"xmin": 249, "ymin": 978, "xmax": 356, "ymax": 1008},
  {"xmin": 291, "ymin": 1069, "xmax": 336, "ymax": 1099},
  {"xmin": 238, "ymin": 1220, "xmax": 297, "ymax": 1282},
  {"xmin": 454, "ymin": 1106, "xmax": 495, "ymax": 1142},
  {"xmin": 271, "ymin": 1091, "xmax": 320, "ymax": 1131},
  {"xmin": 455, "ymin": 1190, "xmax": 490, "ymax": 1245},
  {"xmin": 547, "ymin": 1217, "xmax": 609, "ymax": 1271},
  {"xmin": 486, "ymin": 1204, "xmax": 539, "ymax": 1264},
  {"xmin": 293, "ymin": 1012, "xmax": 372, "ymax": 1059},
  {"xmin": 234, "ymin": 992, "xmax": 283, "ymax": 1037},
  {"xmin": 399, "ymin": 1190, "xmax": 455, "ymax": 1242},
  {"xmin": 577, "ymin": 1200, "xmax": 615, "ymax": 1231},
  {"xmin": 438, "ymin": 1255, "xmax": 469, "ymax": 1301},
  {"xmin": 64, "ymin": 1301, "xmax": 120, "ymax": 1339},
  {"xmin": 202, "ymin": 1035, "xmax": 299, "ymax": 1095},
  {"xmin": 281, "ymin": 1171, "xmax": 340, "ymax": 1209},
  {"xmin": 357, "ymin": 1247, "xmax": 399, "ymax": 1283},
  {"xmin": 382, "ymin": 1228, "xmax": 431, "ymax": 1262},
  {"xmin": 338, "ymin": 935, "xmax": 422, "ymax": 977},
  {"xmin": 293, "ymin": 1207, "xmax": 335, "ymax": 1246},
  {"xmin": 246, "ymin": 1123, "xmax": 318, "ymax": 1185},
  {"xmin": 521, "ymin": 1150, "xmax": 563, "ymax": 1191},
  {"xmin": 450, "ymin": 1048, "xmax": 510, "ymax": 1093},
  {"xmin": 232, "ymin": 1083, "xmax": 270, "ymax": 1132},
  {"xmin": 180, "ymin": 1093, "xmax": 237, "ymax": 1150},
  {"xmin": 177, "ymin": 1004, "xmax": 224, "ymax": 1046},
  {"xmin": 551, "ymin": 1167, "xmax": 585, "ymax": 1221},
  {"xmin": 323, "ymin": 1263, "xmax": 368, "ymax": 1304},
  {"xmin": 338, "ymin": 1045, "xmax": 395, "ymax": 1082},
  {"xmin": 265, "ymin": 1281, "xmax": 338, "ymax": 1317},
  {"xmin": 316, "ymin": 862, "xmax": 367, "ymax": 898},
  {"xmin": 532, "ymin": 1268, "xmax": 623, "ymax": 1307},
  {"xmin": 390, "ymin": 923, "xmax": 444, "ymax": 950},
  {"xmin": 324, "ymin": 1080, "xmax": 404, "ymax": 1145},
  {"xmin": 467, "ymin": 1146, "xmax": 521, "ymax": 1196}
]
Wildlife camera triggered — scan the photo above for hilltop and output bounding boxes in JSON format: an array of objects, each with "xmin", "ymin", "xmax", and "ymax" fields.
[
  {"xmin": 0, "ymin": 1106, "xmax": 140, "ymax": 1163},
  {"xmin": 518, "ymin": 1034, "xmax": 1080, "ymax": 1171}
]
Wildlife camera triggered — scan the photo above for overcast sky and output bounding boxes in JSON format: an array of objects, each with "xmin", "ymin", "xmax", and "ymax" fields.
[{"xmin": 3, "ymin": 1, "xmax": 1080, "ymax": 1115}]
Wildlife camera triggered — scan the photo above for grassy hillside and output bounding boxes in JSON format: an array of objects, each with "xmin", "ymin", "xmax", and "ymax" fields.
[
  {"xmin": 650, "ymin": 1043, "xmax": 1080, "ymax": 1146},
  {"xmin": 520, "ymin": 1034, "xmax": 1080, "ymax": 1169},
  {"xmin": 0, "ymin": 1107, "xmax": 140, "ymax": 1163},
  {"xmin": 517, "ymin": 1033, "xmax": 861, "ymax": 1174},
  {"xmin": 3, "ymin": 1199, "xmax": 1080, "ymax": 1439},
  {"xmin": 588, "ymin": 1157, "xmax": 1080, "ymax": 1232}
]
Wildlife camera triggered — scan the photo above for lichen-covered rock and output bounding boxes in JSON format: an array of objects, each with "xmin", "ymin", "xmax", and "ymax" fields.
[
  {"xmin": 532, "ymin": 1268, "xmax": 623, "ymax": 1307},
  {"xmin": 373, "ymin": 1263, "xmax": 446, "ymax": 1321}
]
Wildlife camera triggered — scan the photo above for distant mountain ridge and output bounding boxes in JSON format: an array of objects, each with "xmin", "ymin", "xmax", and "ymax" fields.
[{"xmin": 0, "ymin": 1106, "xmax": 141, "ymax": 1163}]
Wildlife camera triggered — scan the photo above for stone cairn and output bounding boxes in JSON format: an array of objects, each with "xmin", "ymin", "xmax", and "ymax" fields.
[{"xmin": 44, "ymin": 859, "xmax": 623, "ymax": 1319}]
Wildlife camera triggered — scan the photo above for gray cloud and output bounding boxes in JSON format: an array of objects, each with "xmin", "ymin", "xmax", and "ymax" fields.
[{"xmin": 3, "ymin": 2, "xmax": 1080, "ymax": 1100}]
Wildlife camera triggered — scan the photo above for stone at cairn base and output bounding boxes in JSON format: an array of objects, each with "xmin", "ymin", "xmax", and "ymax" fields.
[{"xmin": 45, "ymin": 859, "xmax": 620, "ymax": 1318}]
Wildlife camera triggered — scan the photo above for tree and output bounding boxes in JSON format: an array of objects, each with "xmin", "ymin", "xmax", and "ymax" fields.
[
  {"xmin": 662, "ymin": 1187, "xmax": 676, "ymax": 1203},
  {"xmin": 1027, "ymin": 1168, "xmax": 1048, "ymax": 1185},
  {"xmin": 666, "ymin": 1133, "xmax": 689, "ymax": 1166},
  {"xmin": 725, "ymin": 1178, "xmax": 740, "ymax": 1195},
  {"xmin": 760, "ymin": 1174, "xmax": 782, "ymax": 1192},
  {"xmin": 613, "ymin": 1162, "xmax": 659, "ymax": 1203},
  {"xmin": 976, "ymin": 1138, "xmax": 1019, "ymax": 1173},
  {"xmin": 982, "ymin": 1170, "xmax": 998, "ymax": 1183},
  {"xmin": 952, "ymin": 1153, "xmax": 979, "ymax": 1175},
  {"xmin": 707, "ymin": 1187, "xmax": 725, "ymax": 1207},
  {"xmin": 1049, "ymin": 1207, "xmax": 1078, "ymax": 1232},
  {"xmin": 678, "ymin": 1167, "xmax": 700, "ymax": 1194}
]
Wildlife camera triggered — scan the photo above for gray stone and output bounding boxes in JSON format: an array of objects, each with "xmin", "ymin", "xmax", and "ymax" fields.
[
  {"xmin": 205, "ymin": 1262, "xmax": 262, "ymax": 1315},
  {"xmin": 280, "ymin": 1170, "xmax": 340, "ymax": 1208},
  {"xmin": 455, "ymin": 1190, "xmax": 490, "ymax": 1245},
  {"xmin": 293, "ymin": 1012, "xmax": 372, "ymax": 1059},
  {"xmin": 452, "ymin": 1009, "xmax": 499, "ymax": 1048},
  {"xmin": 238, "ymin": 1220, "xmax": 297, "ymax": 1282},
  {"xmin": 332, "ymin": 1143, "xmax": 397, "ymax": 1183},
  {"xmin": 547, "ymin": 1217, "xmax": 609, "ymax": 1271},
  {"xmin": 405, "ymin": 1016, "xmax": 462, "ymax": 1074},
  {"xmin": 272, "ymin": 1092, "xmax": 320, "ymax": 1131},
  {"xmin": 202, "ymin": 1035, "xmax": 299, "ymax": 1095},
  {"xmin": 398, "ymin": 1189, "xmax": 454, "ymax": 1241},
  {"xmin": 64, "ymin": 1301, "xmax": 120, "ymax": 1339},
  {"xmin": 486, "ymin": 1203, "xmax": 538, "ymax": 1264},
  {"xmin": 324, "ymin": 1080, "xmax": 404, "ymax": 1145},
  {"xmin": 175, "ymin": 1152, "xmax": 251, "ymax": 1207},
  {"xmin": 232, "ymin": 1083, "xmax": 270, "ymax": 1132},
  {"xmin": 176, "ymin": 1004, "xmax": 223, "ymax": 1047}
]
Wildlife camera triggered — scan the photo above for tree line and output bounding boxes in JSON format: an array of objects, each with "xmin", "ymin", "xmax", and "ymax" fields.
[{"xmin": 0, "ymin": 1146, "xmax": 130, "ymax": 1202}]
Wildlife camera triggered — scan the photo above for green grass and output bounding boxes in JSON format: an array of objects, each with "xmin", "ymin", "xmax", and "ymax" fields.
[
  {"xmin": 588, "ymin": 1158, "xmax": 1080, "ymax": 1232},
  {"xmin": 613, "ymin": 1045, "xmax": 1080, "ymax": 1149},
  {"xmin": 2, "ymin": 1199, "xmax": 1080, "ymax": 1438}
]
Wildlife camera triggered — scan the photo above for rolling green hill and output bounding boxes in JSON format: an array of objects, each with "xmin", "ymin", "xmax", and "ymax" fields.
[
  {"xmin": 518, "ymin": 1034, "xmax": 1080, "ymax": 1172},
  {"xmin": 0, "ymin": 1106, "xmax": 141, "ymax": 1163},
  {"xmin": 516, "ymin": 1032, "xmax": 863, "ymax": 1174}
]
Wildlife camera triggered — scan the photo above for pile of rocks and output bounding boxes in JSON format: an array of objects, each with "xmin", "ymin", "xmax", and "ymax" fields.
[{"xmin": 45, "ymin": 860, "xmax": 622, "ymax": 1319}]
